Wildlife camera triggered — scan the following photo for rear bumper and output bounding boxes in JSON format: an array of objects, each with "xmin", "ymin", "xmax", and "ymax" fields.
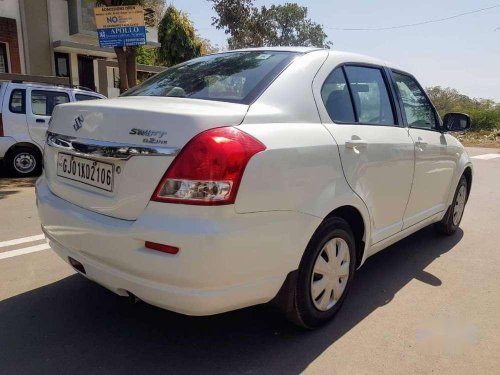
[{"xmin": 36, "ymin": 175, "xmax": 321, "ymax": 315}]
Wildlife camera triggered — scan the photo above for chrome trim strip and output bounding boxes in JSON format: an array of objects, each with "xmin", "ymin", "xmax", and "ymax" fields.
[{"xmin": 46, "ymin": 132, "xmax": 180, "ymax": 160}]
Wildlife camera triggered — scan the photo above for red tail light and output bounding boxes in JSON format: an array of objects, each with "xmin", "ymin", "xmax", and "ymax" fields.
[{"xmin": 151, "ymin": 127, "xmax": 266, "ymax": 205}]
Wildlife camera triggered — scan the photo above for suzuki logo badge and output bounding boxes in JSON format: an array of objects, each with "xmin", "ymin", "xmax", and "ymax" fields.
[{"xmin": 73, "ymin": 114, "xmax": 84, "ymax": 132}]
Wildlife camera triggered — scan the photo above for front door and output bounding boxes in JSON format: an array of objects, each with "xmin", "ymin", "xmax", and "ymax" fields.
[
  {"xmin": 391, "ymin": 71, "xmax": 459, "ymax": 229},
  {"xmin": 27, "ymin": 89, "xmax": 70, "ymax": 147},
  {"xmin": 315, "ymin": 64, "xmax": 415, "ymax": 244},
  {"xmin": 78, "ymin": 55, "xmax": 95, "ymax": 91}
]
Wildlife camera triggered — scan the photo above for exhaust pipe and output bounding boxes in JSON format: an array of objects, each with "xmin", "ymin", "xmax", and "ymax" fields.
[
  {"xmin": 68, "ymin": 257, "xmax": 86, "ymax": 274},
  {"xmin": 127, "ymin": 291, "xmax": 140, "ymax": 304}
]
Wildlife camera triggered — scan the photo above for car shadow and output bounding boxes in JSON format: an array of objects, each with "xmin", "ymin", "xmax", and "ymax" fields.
[{"xmin": 0, "ymin": 226, "xmax": 463, "ymax": 374}]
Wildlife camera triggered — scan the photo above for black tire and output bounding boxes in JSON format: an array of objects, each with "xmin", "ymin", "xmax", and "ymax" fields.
[
  {"xmin": 286, "ymin": 217, "xmax": 357, "ymax": 329},
  {"xmin": 6, "ymin": 147, "xmax": 42, "ymax": 177},
  {"xmin": 435, "ymin": 175, "xmax": 468, "ymax": 235}
]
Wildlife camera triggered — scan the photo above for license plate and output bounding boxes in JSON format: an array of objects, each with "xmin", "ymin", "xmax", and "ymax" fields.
[{"xmin": 57, "ymin": 153, "xmax": 114, "ymax": 192}]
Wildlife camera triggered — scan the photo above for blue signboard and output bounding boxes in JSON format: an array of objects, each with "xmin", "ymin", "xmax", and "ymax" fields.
[{"xmin": 97, "ymin": 26, "xmax": 147, "ymax": 48}]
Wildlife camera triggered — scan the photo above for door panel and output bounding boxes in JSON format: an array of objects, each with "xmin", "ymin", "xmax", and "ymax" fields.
[
  {"xmin": 27, "ymin": 89, "xmax": 70, "ymax": 147},
  {"xmin": 329, "ymin": 125, "xmax": 415, "ymax": 243},
  {"xmin": 317, "ymin": 64, "xmax": 414, "ymax": 244},
  {"xmin": 404, "ymin": 129, "xmax": 457, "ymax": 228},
  {"xmin": 390, "ymin": 71, "xmax": 459, "ymax": 228},
  {"xmin": 1, "ymin": 87, "xmax": 28, "ymax": 141}
]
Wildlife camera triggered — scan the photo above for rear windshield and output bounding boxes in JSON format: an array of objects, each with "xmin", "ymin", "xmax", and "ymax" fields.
[{"xmin": 123, "ymin": 51, "xmax": 298, "ymax": 104}]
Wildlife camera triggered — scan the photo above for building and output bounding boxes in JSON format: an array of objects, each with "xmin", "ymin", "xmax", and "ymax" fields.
[{"xmin": 0, "ymin": 0, "xmax": 160, "ymax": 97}]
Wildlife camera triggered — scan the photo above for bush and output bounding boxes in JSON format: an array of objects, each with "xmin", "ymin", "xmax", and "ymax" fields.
[{"xmin": 426, "ymin": 86, "xmax": 500, "ymax": 131}]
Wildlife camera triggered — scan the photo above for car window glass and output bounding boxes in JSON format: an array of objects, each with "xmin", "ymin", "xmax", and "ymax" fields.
[
  {"xmin": 123, "ymin": 51, "xmax": 298, "ymax": 104},
  {"xmin": 31, "ymin": 91, "xmax": 48, "ymax": 115},
  {"xmin": 321, "ymin": 68, "xmax": 356, "ymax": 123},
  {"xmin": 393, "ymin": 72, "xmax": 436, "ymax": 130},
  {"xmin": 54, "ymin": 93, "xmax": 70, "ymax": 107},
  {"xmin": 9, "ymin": 89, "xmax": 25, "ymax": 114},
  {"xmin": 31, "ymin": 90, "xmax": 70, "ymax": 116},
  {"xmin": 75, "ymin": 94, "xmax": 101, "ymax": 101},
  {"xmin": 344, "ymin": 66, "xmax": 396, "ymax": 126}
]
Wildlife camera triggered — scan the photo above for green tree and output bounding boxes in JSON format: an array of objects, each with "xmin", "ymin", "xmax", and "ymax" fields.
[
  {"xmin": 208, "ymin": 0, "xmax": 331, "ymax": 49},
  {"xmin": 198, "ymin": 37, "xmax": 220, "ymax": 56},
  {"xmin": 136, "ymin": 45, "xmax": 157, "ymax": 65},
  {"xmin": 427, "ymin": 86, "xmax": 500, "ymax": 131},
  {"xmin": 157, "ymin": 6, "xmax": 202, "ymax": 67}
]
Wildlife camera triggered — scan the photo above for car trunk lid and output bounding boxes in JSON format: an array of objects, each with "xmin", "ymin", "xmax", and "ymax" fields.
[{"xmin": 44, "ymin": 97, "xmax": 249, "ymax": 220}]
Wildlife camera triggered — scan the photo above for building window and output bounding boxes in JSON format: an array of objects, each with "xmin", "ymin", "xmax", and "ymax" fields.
[
  {"xmin": 55, "ymin": 53, "xmax": 70, "ymax": 78},
  {"xmin": 0, "ymin": 43, "xmax": 9, "ymax": 73}
]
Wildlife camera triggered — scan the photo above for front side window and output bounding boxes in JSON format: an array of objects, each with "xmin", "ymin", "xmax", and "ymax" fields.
[
  {"xmin": 31, "ymin": 90, "xmax": 70, "ymax": 116},
  {"xmin": 392, "ymin": 72, "xmax": 437, "ymax": 130},
  {"xmin": 344, "ymin": 66, "xmax": 396, "ymax": 126},
  {"xmin": 123, "ymin": 51, "xmax": 298, "ymax": 104},
  {"xmin": 9, "ymin": 89, "xmax": 25, "ymax": 114}
]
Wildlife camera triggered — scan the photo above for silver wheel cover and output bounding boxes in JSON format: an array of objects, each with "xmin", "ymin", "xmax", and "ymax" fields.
[
  {"xmin": 453, "ymin": 185, "xmax": 467, "ymax": 226},
  {"xmin": 13, "ymin": 152, "xmax": 36, "ymax": 174},
  {"xmin": 310, "ymin": 237, "xmax": 350, "ymax": 311}
]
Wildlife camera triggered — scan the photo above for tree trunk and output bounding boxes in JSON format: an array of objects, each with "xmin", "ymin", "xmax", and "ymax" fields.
[
  {"xmin": 126, "ymin": 47, "xmax": 137, "ymax": 88},
  {"xmin": 100, "ymin": 1, "xmax": 138, "ymax": 93},
  {"xmin": 114, "ymin": 46, "xmax": 129, "ymax": 93}
]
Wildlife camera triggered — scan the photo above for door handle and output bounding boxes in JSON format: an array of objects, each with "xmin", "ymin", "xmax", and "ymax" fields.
[
  {"xmin": 415, "ymin": 137, "xmax": 428, "ymax": 147},
  {"xmin": 36, "ymin": 119, "xmax": 46, "ymax": 123},
  {"xmin": 345, "ymin": 139, "xmax": 368, "ymax": 149}
]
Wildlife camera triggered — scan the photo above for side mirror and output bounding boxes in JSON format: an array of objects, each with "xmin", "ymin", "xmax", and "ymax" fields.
[{"xmin": 443, "ymin": 112, "xmax": 471, "ymax": 132}]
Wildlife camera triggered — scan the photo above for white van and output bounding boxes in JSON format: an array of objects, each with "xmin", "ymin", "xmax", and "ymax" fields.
[{"xmin": 0, "ymin": 81, "xmax": 105, "ymax": 176}]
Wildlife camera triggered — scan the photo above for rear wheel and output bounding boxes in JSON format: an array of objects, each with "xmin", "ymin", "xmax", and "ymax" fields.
[
  {"xmin": 435, "ymin": 175, "xmax": 468, "ymax": 235},
  {"xmin": 6, "ymin": 147, "xmax": 42, "ymax": 177},
  {"xmin": 286, "ymin": 217, "xmax": 356, "ymax": 328}
]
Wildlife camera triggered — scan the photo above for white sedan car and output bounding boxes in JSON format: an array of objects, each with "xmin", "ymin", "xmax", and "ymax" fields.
[{"xmin": 36, "ymin": 47, "xmax": 472, "ymax": 328}]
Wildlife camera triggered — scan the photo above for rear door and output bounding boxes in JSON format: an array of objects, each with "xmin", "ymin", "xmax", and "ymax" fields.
[
  {"xmin": 314, "ymin": 62, "xmax": 415, "ymax": 244},
  {"xmin": 26, "ymin": 88, "xmax": 70, "ymax": 147},
  {"xmin": 390, "ymin": 71, "xmax": 459, "ymax": 228}
]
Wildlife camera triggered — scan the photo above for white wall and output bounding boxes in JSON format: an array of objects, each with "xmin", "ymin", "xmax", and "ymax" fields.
[
  {"xmin": 47, "ymin": 0, "xmax": 99, "ymax": 46},
  {"xmin": 0, "ymin": 0, "xmax": 26, "ymax": 73},
  {"xmin": 106, "ymin": 66, "xmax": 120, "ymax": 98},
  {"xmin": 47, "ymin": 0, "xmax": 69, "ymax": 43}
]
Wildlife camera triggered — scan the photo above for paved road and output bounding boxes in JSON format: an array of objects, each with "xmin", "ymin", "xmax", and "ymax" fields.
[{"xmin": 0, "ymin": 148, "xmax": 499, "ymax": 374}]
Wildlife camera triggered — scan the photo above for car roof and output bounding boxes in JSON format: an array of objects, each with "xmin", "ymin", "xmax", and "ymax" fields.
[
  {"xmin": 208, "ymin": 47, "xmax": 404, "ymax": 71},
  {"xmin": 1, "ymin": 81, "xmax": 104, "ymax": 95},
  {"xmin": 326, "ymin": 50, "xmax": 404, "ymax": 71},
  {"xmin": 227, "ymin": 46, "xmax": 323, "ymax": 53}
]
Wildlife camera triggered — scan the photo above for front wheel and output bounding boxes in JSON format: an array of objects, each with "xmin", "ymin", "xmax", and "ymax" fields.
[
  {"xmin": 287, "ymin": 217, "xmax": 357, "ymax": 329},
  {"xmin": 6, "ymin": 147, "xmax": 42, "ymax": 177},
  {"xmin": 435, "ymin": 175, "xmax": 468, "ymax": 235}
]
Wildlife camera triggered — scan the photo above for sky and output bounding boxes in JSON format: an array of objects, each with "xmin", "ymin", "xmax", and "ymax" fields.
[{"xmin": 170, "ymin": 0, "xmax": 500, "ymax": 102}]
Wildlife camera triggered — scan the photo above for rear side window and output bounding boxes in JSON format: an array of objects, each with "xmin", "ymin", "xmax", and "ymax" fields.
[
  {"xmin": 321, "ymin": 68, "xmax": 356, "ymax": 123},
  {"xmin": 75, "ymin": 94, "xmax": 101, "ymax": 101},
  {"xmin": 344, "ymin": 66, "xmax": 395, "ymax": 126},
  {"xmin": 321, "ymin": 66, "xmax": 396, "ymax": 126},
  {"xmin": 31, "ymin": 90, "xmax": 70, "ymax": 116},
  {"xmin": 123, "ymin": 51, "xmax": 298, "ymax": 104},
  {"xmin": 392, "ymin": 72, "xmax": 437, "ymax": 130},
  {"xmin": 9, "ymin": 89, "xmax": 26, "ymax": 114}
]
